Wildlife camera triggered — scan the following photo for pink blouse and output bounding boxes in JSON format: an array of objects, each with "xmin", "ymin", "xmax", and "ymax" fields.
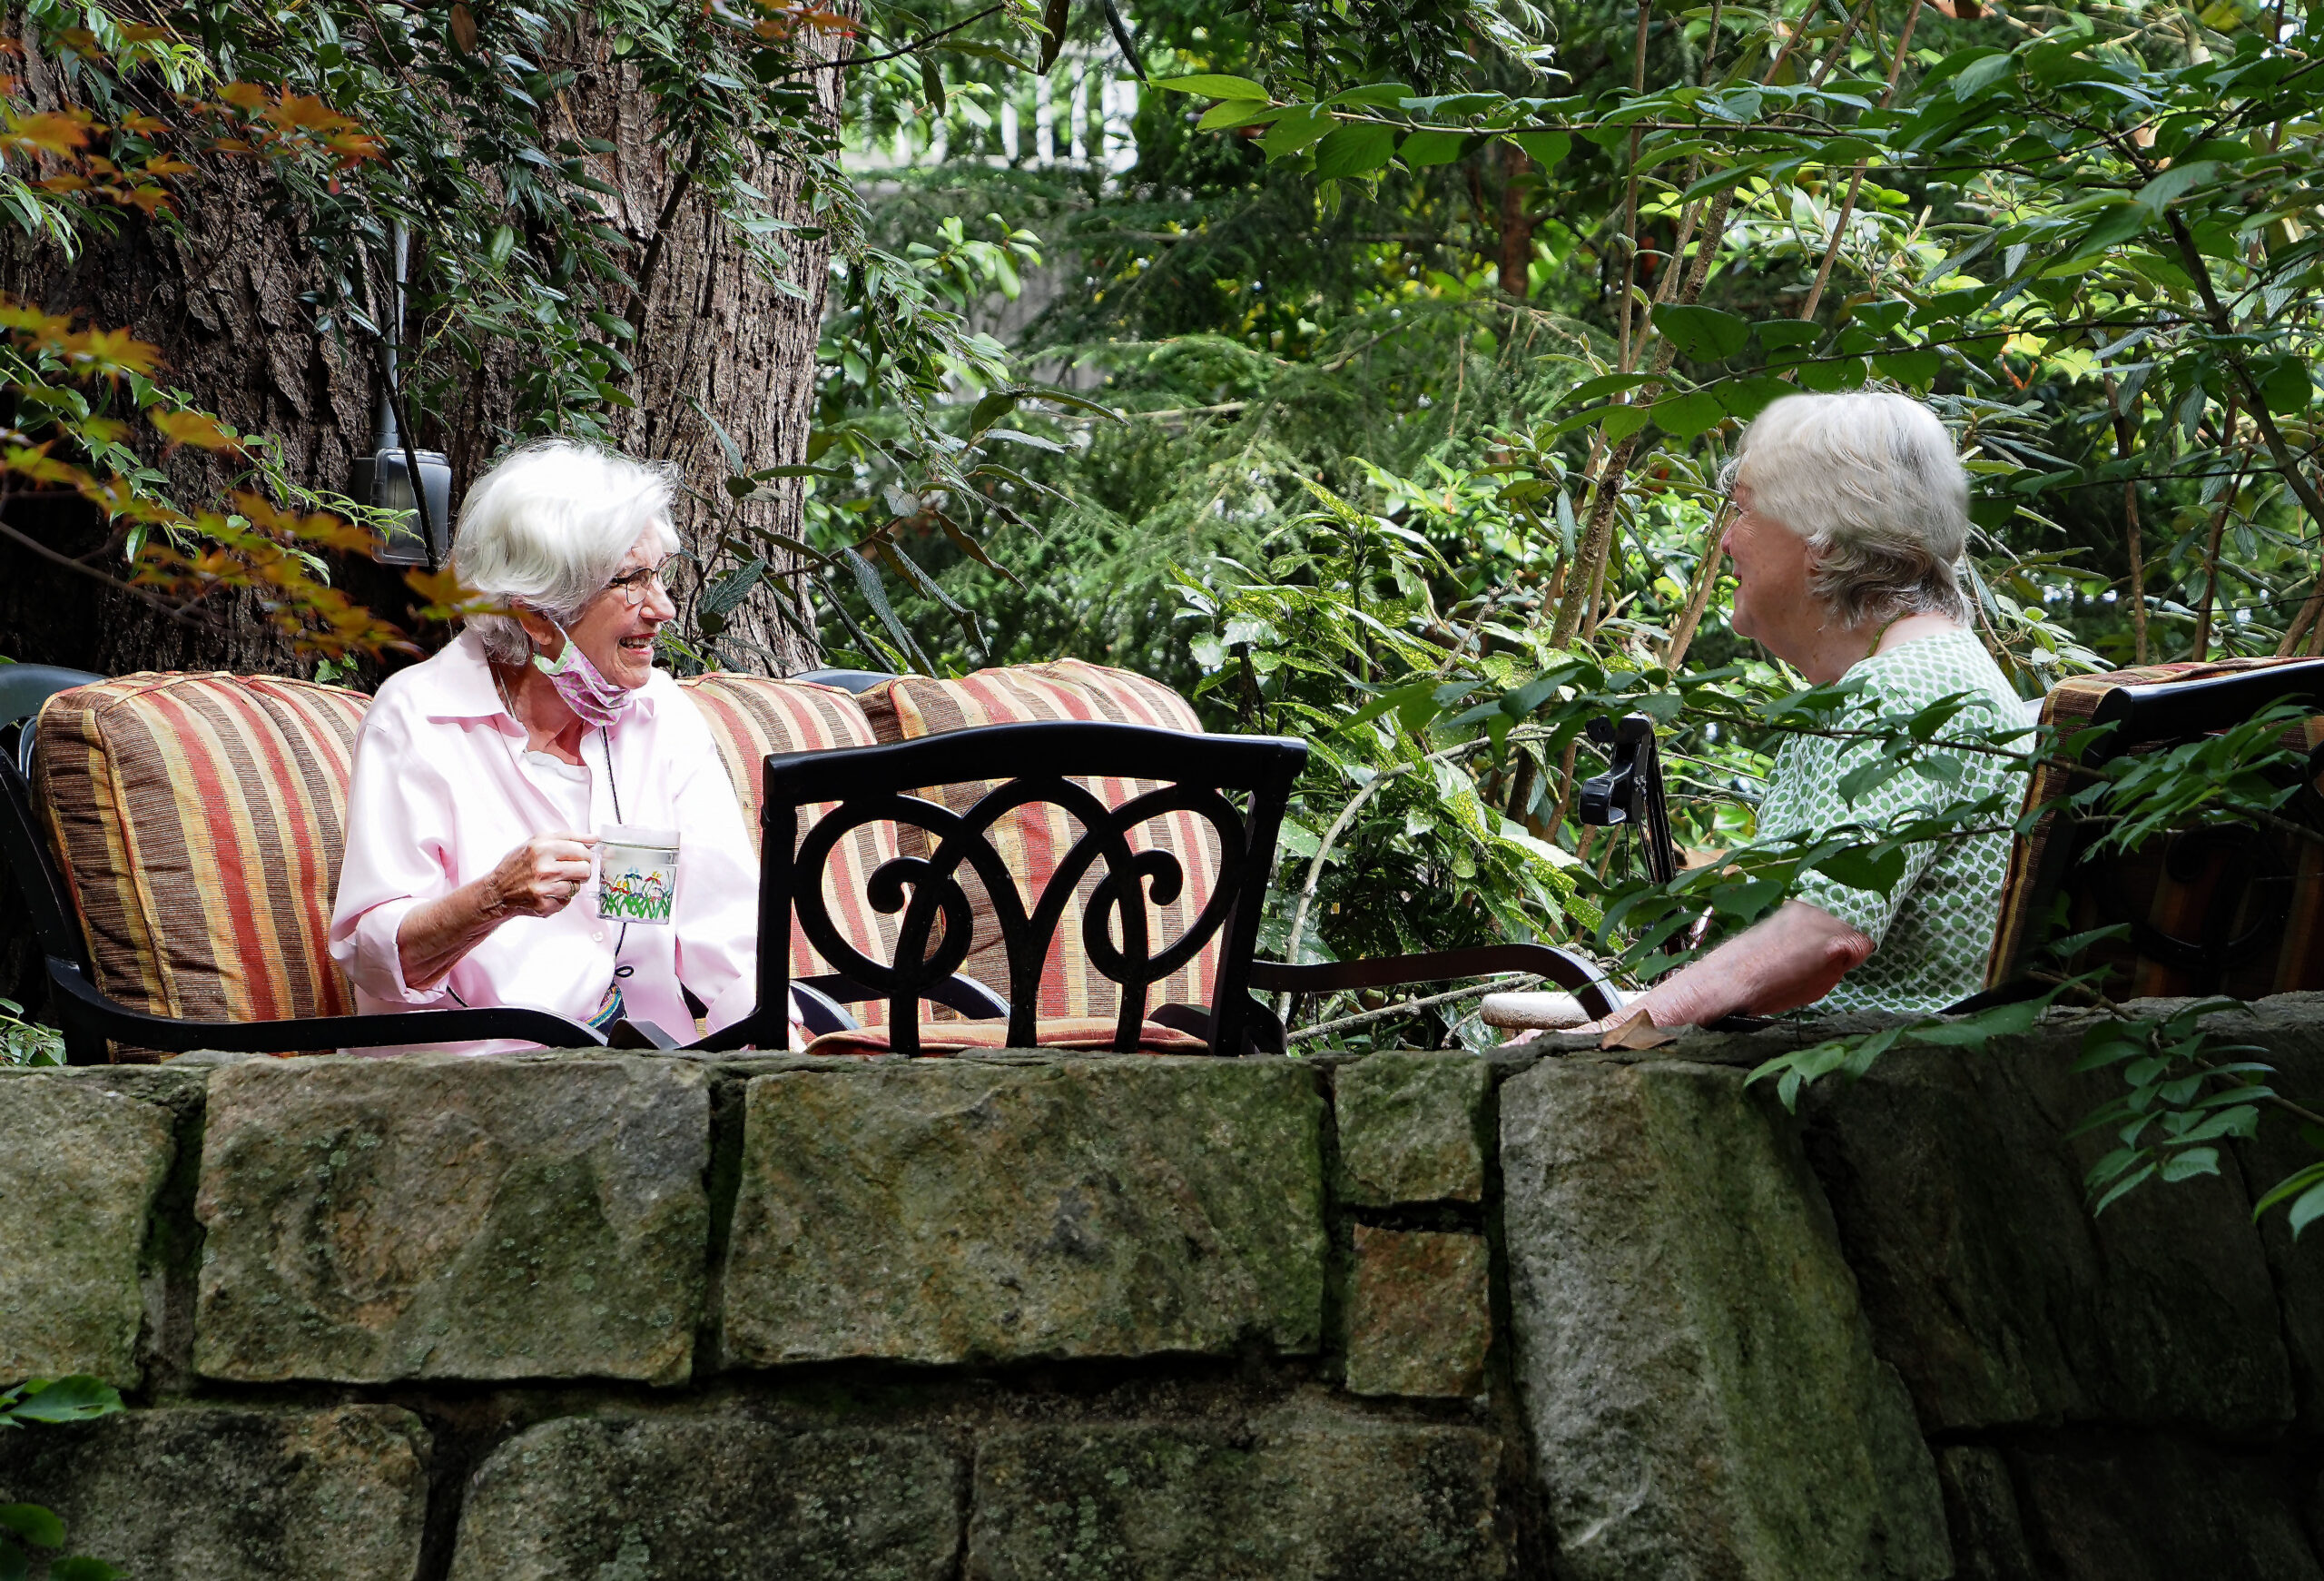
[{"xmin": 329, "ymin": 627, "xmax": 760, "ymax": 1053}]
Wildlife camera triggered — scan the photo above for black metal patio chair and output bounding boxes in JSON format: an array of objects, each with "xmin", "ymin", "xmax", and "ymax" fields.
[{"xmin": 701, "ymin": 717, "xmax": 1621, "ymax": 1055}]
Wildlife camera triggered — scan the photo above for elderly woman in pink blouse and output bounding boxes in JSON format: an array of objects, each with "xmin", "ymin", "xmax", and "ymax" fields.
[{"xmin": 330, "ymin": 440, "xmax": 767, "ymax": 1052}]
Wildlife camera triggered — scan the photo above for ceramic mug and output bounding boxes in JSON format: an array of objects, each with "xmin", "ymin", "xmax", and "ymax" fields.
[{"xmin": 596, "ymin": 824, "xmax": 679, "ymax": 925}]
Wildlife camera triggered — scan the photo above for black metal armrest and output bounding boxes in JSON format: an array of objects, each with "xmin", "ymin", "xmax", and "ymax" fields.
[
  {"xmin": 1250, "ymin": 943, "xmax": 1622, "ymax": 1023},
  {"xmin": 802, "ymin": 971, "xmax": 1012, "ymax": 1021},
  {"xmin": 682, "ymin": 971, "xmax": 1015, "ymax": 1052},
  {"xmin": 44, "ymin": 960, "xmax": 606, "ymax": 1057}
]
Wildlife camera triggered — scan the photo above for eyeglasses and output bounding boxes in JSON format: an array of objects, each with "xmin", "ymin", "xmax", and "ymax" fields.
[{"xmin": 602, "ymin": 563, "xmax": 672, "ymax": 608}]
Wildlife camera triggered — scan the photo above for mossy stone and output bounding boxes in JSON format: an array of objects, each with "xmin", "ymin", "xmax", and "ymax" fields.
[
  {"xmin": 193, "ymin": 1053, "xmax": 710, "ymax": 1386},
  {"xmin": 1344, "ymin": 1225, "xmax": 1491, "ymax": 1398},
  {"xmin": 1334, "ymin": 1052, "xmax": 1489, "ymax": 1206},
  {"xmin": 449, "ymin": 1417, "xmax": 960, "ymax": 1580},
  {"xmin": 969, "ymin": 1418, "xmax": 1506, "ymax": 1580},
  {"xmin": 0, "ymin": 1405, "xmax": 428, "ymax": 1580},
  {"xmin": 723, "ymin": 1054, "xmax": 1326, "ymax": 1366},
  {"xmin": 0, "ymin": 1069, "xmax": 182, "ymax": 1388},
  {"xmin": 1500, "ymin": 1054, "xmax": 1950, "ymax": 1581}
]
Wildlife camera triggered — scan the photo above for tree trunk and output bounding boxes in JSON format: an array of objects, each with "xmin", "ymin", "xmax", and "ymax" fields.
[
  {"xmin": 0, "ymin": 20, "xmax": 837, "ymax": 679},
  {"xmin": 550, "ymin": 33, "xmax": 842, "ymax": 676},
  {"xmin": 0, "ymin": 28, "xmax": 379, "ymax": 676},
  {"xmin": 1497, "ymin": 144, "xmax": 1534, "ymax": 298}
]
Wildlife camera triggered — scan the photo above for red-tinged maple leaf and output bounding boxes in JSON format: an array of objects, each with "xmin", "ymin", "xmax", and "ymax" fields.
[
  {"xmin": 35, "ymin": 173, "xmax": 88, "ymax": 193},
  {"xmin": 291, "ymin": 512, "xmax": 377, "ymax": 556},
  {"xmin": 153, "ymin": 408, "xmax": 243, "ymax": 451},
  {"xmin": 219, "ymin": 81, "xmax": 270, "ymax": 114},
  {"xmin": 5, "ymin": 445, "xmax": 91, "ymax": 489},
  {"xmin": 118, "ymin": 183, "xmax": 173, "ymax": 217},
  {"xmin": 2, "ymin": 108, "xmax": 94, "ymax": 160},
  {"xmin": 324, "ymin": 131, "xmax": 385, "ymax": 165},
  {"xmin": 141, "ymin": 154, "xmax": 193, "ymax": 178},
  {"xmin": 253, "ymin": 556, "xmax": 305, "ymax": 590},
  {"xmin": 404, "ymin": 565, "xmax": 510, "ymax": 621},
  {"xmin": 231, "ymin": 494, "xmax": 363, "ymax": 554},
  {"xmin": 119, "ymin": 23, "xmax": 174, "ymax": 44},
  {"xmin": 264, "ymin": 94, "xmax": 353, "ymax": 134},
  {"xmin": 77, "ymin": 476, "xmax": 179, "ymax": 525},
  {"xmin": 117, "ymin": 111, "xmax": 168, "ymax": 134},
  {"xmin": 54, "ymin": 29, "xmax": 99, "ymax": 57},
  {"xmin": 229, "ymin": 489, "xmax": 291, "ymax": 529},
  {"xmin": 208, "ymin": 136, "xmax": 254, "ymax": 155},
  {"xmin": 0, "ymin": 301, "xmax": 70, "ymax": 345},
  {"xmin": 62, "ymin": 325, "xmax": 162, "ymax": 381},
  {"xmin": 75, "ymin": 473, "xmax": 142, "ymax": 517},
  {"xmin": 127, "ymin": 559, "xmax": 189, "ymax": 590}
]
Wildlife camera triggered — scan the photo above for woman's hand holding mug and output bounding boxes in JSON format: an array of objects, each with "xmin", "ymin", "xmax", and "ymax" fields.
[{"xmin": 487, "ymin": 833, "xmax": 598, "ymax": 918}]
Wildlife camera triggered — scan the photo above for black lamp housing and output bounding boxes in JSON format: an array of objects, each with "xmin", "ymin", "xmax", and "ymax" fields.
[
  {"xmin": 356, "ymin": 221, "xmax": 453, "ymax": 568},
  {"xmin": 352, "ymin": 441, "xmax": 452, "ymax": 567}
]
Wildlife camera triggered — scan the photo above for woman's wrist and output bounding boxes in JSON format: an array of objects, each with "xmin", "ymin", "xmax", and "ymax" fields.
[{"xmin": 469, "ymin": 870, "xmax": 511, "ymax": 926}]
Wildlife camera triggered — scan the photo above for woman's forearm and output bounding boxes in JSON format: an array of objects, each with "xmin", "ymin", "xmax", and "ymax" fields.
[
  {"xmin": 392, "ymin": 832, "xmax": 596, "ymax": 993},
  {"xmin": 1625, "ymin": 900, "xmax": 1875, "ymax": 1029},
  {"xmin": 396, "ymin": 877, "xmax": 511, "ymax": 992}
]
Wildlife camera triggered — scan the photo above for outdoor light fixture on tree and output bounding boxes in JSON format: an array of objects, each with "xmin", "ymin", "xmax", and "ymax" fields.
[{"xmin": 350, "ymin": 222, "xmax": 451, "ymax": 568}]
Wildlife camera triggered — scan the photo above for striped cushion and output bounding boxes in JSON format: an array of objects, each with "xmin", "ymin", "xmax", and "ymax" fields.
[
  {"xmin": 858, "ymin": 660, "xmax": 1221, "ymax": 1022},
  {"xmin": 34, "ymin": 674, "xmax": 369, "ymax": 1060},
  {"xmin": 676, "ymin": 674, "xmax": 901, "ymax": 1011},
  {"xmin": 1988, "ymin": 657, "xmax": 2324, "ymax": 998}
]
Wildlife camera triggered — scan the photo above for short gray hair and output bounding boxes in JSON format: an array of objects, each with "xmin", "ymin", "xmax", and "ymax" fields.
[
  {"xmin": 451, "ymin": 440, "xmax": 681, "ymax": 665},
  {"xmin": 1726, "ymin": 391, "xmax": 1971, "ymax": 627}
]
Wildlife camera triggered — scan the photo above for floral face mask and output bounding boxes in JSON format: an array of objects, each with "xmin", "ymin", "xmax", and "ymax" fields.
[{"xmin": 532, "ymin": 618, "xmax": 635, "ymax": 728}]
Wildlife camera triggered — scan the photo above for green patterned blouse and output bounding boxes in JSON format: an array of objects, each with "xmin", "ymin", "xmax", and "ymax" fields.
[{"xmin": 1753, "ymin": 628, "xmax": 2025, "ymax": 1015}]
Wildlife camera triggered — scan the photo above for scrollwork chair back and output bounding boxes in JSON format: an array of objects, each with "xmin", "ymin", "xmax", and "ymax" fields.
[{"xmin": 756, "ymin": 720, "xmax": 1307, "ymax": 1055}]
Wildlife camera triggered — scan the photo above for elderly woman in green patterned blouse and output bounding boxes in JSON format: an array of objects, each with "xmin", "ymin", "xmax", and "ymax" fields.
[{"xmin": 1574, "ymin": 390, "xmax": 2023, "ymax": 1035}]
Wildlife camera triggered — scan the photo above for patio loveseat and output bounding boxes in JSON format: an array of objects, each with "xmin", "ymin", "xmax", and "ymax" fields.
[{"xmin": 0, "ymin": 655, "xmax": 1620, "ymax": 1062}]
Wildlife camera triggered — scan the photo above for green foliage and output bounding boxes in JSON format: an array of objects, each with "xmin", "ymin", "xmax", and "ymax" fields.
[
  {"xmin": 2075, "ymin": 1000, "xmax": 2273, "ymax": 1215},
  {"xmin": 1171, "ymin": 479, "xmax": 1597, "ymax": 1032},
  {"xmin": 0, "ymin": 996, "xmax": 63, "ymax": 1067},
  {"xmin": 0, "ymin": 1377, "xmax": 125, "ymax": 1581},
  {"xmin": 1749, "ymin": 992, "xmax": 2056, "ymax": 1112},
  {"xmin": 832, "ymin": 3, "xmax": 2324, "ymax": 1194}
]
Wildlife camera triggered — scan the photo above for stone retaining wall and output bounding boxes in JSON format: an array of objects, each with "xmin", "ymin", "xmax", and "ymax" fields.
[{"xmin": 4, "ymin": 1000, "xmax": 2323, "ymax": 1579}]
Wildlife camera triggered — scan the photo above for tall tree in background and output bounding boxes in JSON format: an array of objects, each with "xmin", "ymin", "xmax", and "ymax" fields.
[{"xmin": 0, "ymin": 2, "xmax": 856, "ymax": 677}]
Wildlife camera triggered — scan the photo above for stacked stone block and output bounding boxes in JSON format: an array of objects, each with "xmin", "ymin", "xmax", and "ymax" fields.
[
  {"xmin": 1331, "ymin": 1052, "xmax": 1496, "ymax": 1399},
  {"xmin": 0, "ymin": 1051, "xmax": 1511, "ymax": 1579},
  {"xmin": 5, "ymin": 1008, "xmax": 2324, "ymax": 1579}
]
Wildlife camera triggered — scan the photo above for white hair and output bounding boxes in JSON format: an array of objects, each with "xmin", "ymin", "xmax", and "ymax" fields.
[
  {"xmin": 1725, "ymin": 391, "xmax": 1972, "ymax": 627},
  {"xmin": 451, "ymin": 439, "xmax": 681, "ymax": 665}
]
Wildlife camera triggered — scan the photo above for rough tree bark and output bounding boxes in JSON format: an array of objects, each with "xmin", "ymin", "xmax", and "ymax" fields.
[
  {"xmin": 0, "ymin": 16, "xmax": 838, "ymax": 678},
  {"xmin": 0, "ymin": 25, "xmax": 377, "ymax": 677}
]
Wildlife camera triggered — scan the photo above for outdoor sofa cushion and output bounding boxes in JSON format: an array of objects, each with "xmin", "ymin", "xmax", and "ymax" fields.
[
  {"xmin": 853, "ymin": 658, "xmax": 1225, "ymax": 1023},
  {"xmin": 34, "ymin": 673, "xmax": 369, "ymax": 1058},
  {"xmin": 1987, "ymin": 655, "xmax": 2324, "ymax": 1000},
  {"xmin": 32, "ymin": 668, "xmax": 917, "ymax": 1057},
  {"xmin": 675, "ymin": 672, "xmax": 904, "ymax": 1019}
]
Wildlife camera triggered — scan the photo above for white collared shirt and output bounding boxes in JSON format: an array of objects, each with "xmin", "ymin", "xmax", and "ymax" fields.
[{"xmin": 328, "ymin": 627, "xmax": 760, "ymax": 1052}]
